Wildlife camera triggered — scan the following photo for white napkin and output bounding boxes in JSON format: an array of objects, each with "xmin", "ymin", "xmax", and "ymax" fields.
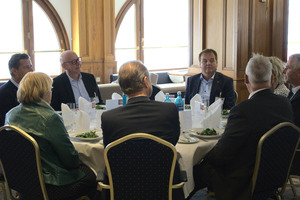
[
  {"xmin": 190, "ymin": 94, "xmax": 202, "ymax": 115},
  {"xmin": 112, "ymin": 92, "xmax": 122, "ymax": 99},
  {"xmin": 155, "ymin": 91, "xmax": 165, "ymax": 102},
  {"xmin": 61, "ymin": 103, "xmax": 75, "ymax": 131},
  {"xmin": 179, "ymin": 110, "xmax": 192, "ymax": 132},
  {"xmin": 202, "ymin": 99, "xmax": 223, "ymax": 128},
  {"xmin": 78, "ymin": 96, "xmax": 95, "ymax": 119},
  {"xmin": 77, "ymin": 110, "xmax": 90, "ymax": 132}
]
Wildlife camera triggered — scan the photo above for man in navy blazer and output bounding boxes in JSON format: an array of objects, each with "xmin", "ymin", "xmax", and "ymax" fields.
[
  {"xmin": 0, "ymin": 53, "xmax": 33, "ymax": 126},
  {"xmin": 283, "ymin": 54, "xmax": 300, "ymax": 175},
  {"xmin": 51, "ymin": 50, "xmax": 102, "ymax": 111},
  {"xmin": 101, "ymin": 60, "xmax": 184, "ymax": 200},
  {"xmin": 185, "ymin": 49, "xmax": 235, "ymax": 109},
  {"xmin": 191, "ymin": 54, "xmax": 293, "ymax": 200}
]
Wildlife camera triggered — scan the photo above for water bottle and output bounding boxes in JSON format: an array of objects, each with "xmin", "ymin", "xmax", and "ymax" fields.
[
  {"xmin": 122, "ymin": 93, "xmax": 127, "ymax": 106},
  {"xmin": 174, "ymin": 91, "xmax": 184, "ymax": 111},
  {"xmin": 164, "ymin": 93, "xmax": 172, "ymax": 103}
]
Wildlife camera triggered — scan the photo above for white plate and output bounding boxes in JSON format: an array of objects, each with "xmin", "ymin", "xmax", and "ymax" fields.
[
  {"xmin": 178, "ymin": 135, "xmax": 200, "ymax": 144},
  {"xmin": 189, "ymin": 128, "xmax": 224, "ymax": 139},
  {"xmin": 69, "ymin": 130, "xmax": 103, "ymax": 141}
]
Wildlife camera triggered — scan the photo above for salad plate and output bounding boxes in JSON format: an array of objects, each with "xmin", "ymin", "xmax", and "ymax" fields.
[
  {"xmin": 69, "ymin": 130, "xmax": 103, "ymax": 141},
  {"xmin": 190, "ymin": 128, "xmax": 224, "ymax": 139}
]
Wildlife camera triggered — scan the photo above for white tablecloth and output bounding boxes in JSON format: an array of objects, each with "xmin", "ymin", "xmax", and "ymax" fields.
[{"xmin": 71, "ymin": 137, "xmax": 218, "ymax": 198}]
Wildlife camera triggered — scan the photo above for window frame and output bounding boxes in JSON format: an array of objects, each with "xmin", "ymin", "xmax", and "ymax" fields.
[{"xmin": 115, "ymin": 0, "xmax": 193, "ymax": 72}]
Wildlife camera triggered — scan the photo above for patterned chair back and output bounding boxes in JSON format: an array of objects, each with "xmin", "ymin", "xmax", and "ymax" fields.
[
  {"xmin": 104, "ymin": 133, "xmax": 178, "ymax": 200},
  {"xmin": 251, "ymin": 122, "xmax": 300, "ymax": 199},
  {"xmin": 0, "ymin": 125, "xmax": 48, "ymax": 200}
]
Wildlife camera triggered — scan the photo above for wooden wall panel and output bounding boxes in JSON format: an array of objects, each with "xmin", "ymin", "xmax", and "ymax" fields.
[{"xmin": 71, "ymin": 0, "xmax": 116, "ymax": 84}]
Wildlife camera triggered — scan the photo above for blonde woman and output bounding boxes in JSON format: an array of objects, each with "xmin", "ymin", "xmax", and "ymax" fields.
[
  {"xmin": 268, "ymin": 56, "xmax": 290, "ymax": 97},
  {"xmin": 5, "ymin": 72, "xmax": 99, "ymax": 200}
]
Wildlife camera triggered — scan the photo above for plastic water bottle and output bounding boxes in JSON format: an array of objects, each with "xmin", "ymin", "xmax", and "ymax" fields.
[
  {"xmin": 174, "ymin": 91, "xmax": 184, "ymax": 111},
  {"xmin": 122, "ymin": 93, "xmax": 127, "ymax": 106},
  {"xmin": 164, "ymin": 93, "xmax": 172, "ymax": 103}
]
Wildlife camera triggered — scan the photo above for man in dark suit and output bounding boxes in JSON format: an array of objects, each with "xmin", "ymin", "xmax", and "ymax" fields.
[
  {"xmin": 185, "ymin": 49, "xmax": 235, "ymax": 109},
  {"xmin": 191, "ymin": 54, "xmax": 293, "ymax": 200},
  {"xmin": 101, "ymin": 60, "xmax": 184, "ymax": 199},
  {"xmin": 51, "ymin": 50, "xmax": 102, "ymax": 111},
  {"xmin": 0, "ymin": 53, "xmax": 33, "ymax": 126},
  {"xmin": 283, "ymin": 54, "xmax": 300, "ymax": 175}
]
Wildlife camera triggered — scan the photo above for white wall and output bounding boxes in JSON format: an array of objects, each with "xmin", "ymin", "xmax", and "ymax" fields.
[{"xmin": 49, "ymin": 0, "xmax": 72, "ymax": 49}]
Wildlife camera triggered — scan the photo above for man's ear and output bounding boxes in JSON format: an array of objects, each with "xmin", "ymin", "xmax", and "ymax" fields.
[
  {"xmin": 11, "ymin": 68, "xmax": 17, "ymax": 77},
  {"xmin": 244, "ymin": 74, "xmax": 249, "ymax": 84}
]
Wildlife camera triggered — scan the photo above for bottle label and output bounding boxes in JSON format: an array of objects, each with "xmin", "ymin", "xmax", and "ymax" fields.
[{"xmin": 177, "ymin": 105, "xmax": 184, "ymax": 111}]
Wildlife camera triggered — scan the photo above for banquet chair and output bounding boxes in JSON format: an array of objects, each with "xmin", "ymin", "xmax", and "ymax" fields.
[
  {"xmin": 98, "ymin": 133, "xmax": 185, "ymax": 200},
  {"xmin": 0, "ymin": 125, "xmax": 90, "ymax": 200},
  {"xmin": 206, "ymin": 122, "xmax": 300, "ymax": 200}
]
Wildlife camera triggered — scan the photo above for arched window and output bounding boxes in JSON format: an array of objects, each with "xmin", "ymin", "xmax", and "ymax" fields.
[
  {"xmin": 0, "ymin": 0, "xmax": 69, "ymax": 80},
  {"xmin": 115, "ymin": 0, "xmax": 192, "ymax": 71}
]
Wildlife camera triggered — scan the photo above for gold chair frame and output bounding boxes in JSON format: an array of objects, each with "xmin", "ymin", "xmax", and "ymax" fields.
[
  {"xmin": 206, "ymin": 122, "xmax": 300, "ymax": 200},
  {"xmin": 98, "ymin": 133, "xmax": 185, "ymax": 200},
  {"xmin": 0, "ymin": 125, "xmax": 89, "ymax": 200}
]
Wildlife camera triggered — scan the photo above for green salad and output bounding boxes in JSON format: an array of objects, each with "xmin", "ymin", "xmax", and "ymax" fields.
[
  {"xmin": 95, "ymin": 105, "xmax": 105, "ymax": 110},
  {"xmin": 198, "ymin": 128, "xmax": 217, "ymax": 136},
  {"xmin": 76, "ymin": 131, "xmax": 98, "ymax": 138},
  {"xmin": 222, "ymin": 109, "xmax": 230, "ymax": 115}
]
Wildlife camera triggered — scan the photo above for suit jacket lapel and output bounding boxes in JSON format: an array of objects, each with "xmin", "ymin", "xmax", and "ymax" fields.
[
  {"xmin": 210, "ymin": 73, "xmax": 221, "ymax": 104},
  {"xmin": 290, "ymin": 90, "xmax": 300, "ymax": 102},
  {"xmin": 62, "ymin": 72, "xmax": 76, "ymax": 102}
]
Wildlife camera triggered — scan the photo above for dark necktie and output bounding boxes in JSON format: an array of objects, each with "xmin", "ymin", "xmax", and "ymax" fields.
[{"xmin": 288, "ymin": 91, "xmax": 294, "ymax": 100}]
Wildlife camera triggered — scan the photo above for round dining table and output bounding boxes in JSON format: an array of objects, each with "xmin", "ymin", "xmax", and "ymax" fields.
[{"xmin": 71, "ymin": 134, "xmax": 219, "ymax": 198}]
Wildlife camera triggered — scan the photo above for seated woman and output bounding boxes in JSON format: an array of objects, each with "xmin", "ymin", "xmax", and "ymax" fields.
[
  {"xmin": 268, "ymin": 56, "xmax": 290, "ymax": 97},
  {"xmin": 5, "ymin": 72, "xmax": 99, "ymax": 200}
]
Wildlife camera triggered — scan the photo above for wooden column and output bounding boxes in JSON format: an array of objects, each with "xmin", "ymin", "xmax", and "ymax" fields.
[{"xmin": 71, "ymin": 0, "xmax": 116, "ymax": 83}]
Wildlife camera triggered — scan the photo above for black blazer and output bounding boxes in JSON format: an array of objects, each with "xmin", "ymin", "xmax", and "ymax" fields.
[
  {"xmin": 185, "ymin": 72, "xmax": 235, "ymax": 109},
  {"xmin": 101, "ymin": 96, "xmax": 180, "ymax": 147},
  {"xmin": 201, "ymin": 89, "xmax": 293, "ymax": 200},
  {"xmin": 290, "ymin": 90, "xmax": 300, "ymax": 127},
  {"xmin": 0, "ymin": 80, "xmax": 19, "ymax": 126},
  {"xmin": 51, "ymin": 72, "xmax": 103, "ymax": 111}
]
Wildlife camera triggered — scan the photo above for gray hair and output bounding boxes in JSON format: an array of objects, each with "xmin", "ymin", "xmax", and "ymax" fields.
[
  {"xmin": 246, "ymin": 54, "xmax": 272, "ymax": 84},
  {"xmin": 118, "ymin": 60, "xmax": 150, "ymax": 95},
  {"xmin": 289, "ymin": 54, "xmax": 300, "ymax": 70}
]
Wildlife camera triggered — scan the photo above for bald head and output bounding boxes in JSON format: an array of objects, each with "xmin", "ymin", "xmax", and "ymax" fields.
[
  {"xmin": 60, "ymin": 50, "xmax": 81, "ymax": 79},
  {"xmin": 118, "ymin": 60, "xmax": 152, "ymax": 97}
]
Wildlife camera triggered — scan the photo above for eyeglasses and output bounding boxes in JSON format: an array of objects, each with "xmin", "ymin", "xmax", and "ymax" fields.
[{"xmin": 63, "ymin": 57, "xmax": 81, "ymax": 65}]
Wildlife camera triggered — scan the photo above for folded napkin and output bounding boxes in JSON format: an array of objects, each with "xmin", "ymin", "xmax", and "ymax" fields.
[
  {"xmin": 77, "ymin": 110, "xmax": 90, "ymax": 132},
  {"xmin": 78, "ymin": 96, "xmax": 95, "ymax": 119},
  {"xmin": 155, "ymin": 91, "xmax": 166, "ymax": 102},
  {"xmin": 202, "ymin": 99, "xmax": 223, "ymax": 128},
  {"xmin": 112, "ymin": 92, "xmax": 122, "ymax": 99},
  {"xmin": 179, "ymin": 110, "xmax": 192, "ymax": 132},
  {"xmin": 190, "ymin": 94, "xmax": 202, "ymax": 115},
  {"xmin": 61, "ymin": 103, "xmax": 75, "ymax": 131}
]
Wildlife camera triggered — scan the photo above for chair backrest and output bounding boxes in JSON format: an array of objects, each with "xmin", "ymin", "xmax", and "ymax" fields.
[
  {"xmin": 251, "ymin": 122, "xmax": 300, "ymax": 198},
  {"xmin": 104, "ymin": 133, "xmax": 177, "ymax": 200},
  {"xmin": 0, "ymin": 125, "xmax": 49, "ymax": 200}
]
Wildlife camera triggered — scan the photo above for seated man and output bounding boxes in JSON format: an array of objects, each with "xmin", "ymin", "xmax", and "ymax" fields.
[
  {"xmin": 101, "ymin": 60, "xmax": 184, "ymax": 200},
  {"xmin": 191, "ymin": 54, "xmax": 293, "ymax": 200},
  {"xmin": 0, "ymin": 53, "xmax": 33, "ymax": 126},
  {"xmin": 185, "ymin": 49, "xmax": 235, "ymax": 109},
  {"xmin": 51, "ymin": 50, "xmax": 103, "ymax": 111},
  {"xmin": 283, "ymin": 54, "xmax": 300, "ymax": 175}
]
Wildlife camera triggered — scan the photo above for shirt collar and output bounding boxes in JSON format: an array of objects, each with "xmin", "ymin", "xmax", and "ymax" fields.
[
  {"xmin": 200, "ymin": 73, "xmax": 215, "ymax": 82},
  {"xmin": 292, "ymin": 85, "xmax": 300, "ymax": 94},
  {"xmin": 10, "ymin": 78, "xmax": 19, "ymax": 88},
  {"xmin": 248, "ymin": 88, "xmax": 269, "ymax": 99},
  {"xmin": 66, "ymin": 72, "xmax": 82, "ymax": 82}
]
